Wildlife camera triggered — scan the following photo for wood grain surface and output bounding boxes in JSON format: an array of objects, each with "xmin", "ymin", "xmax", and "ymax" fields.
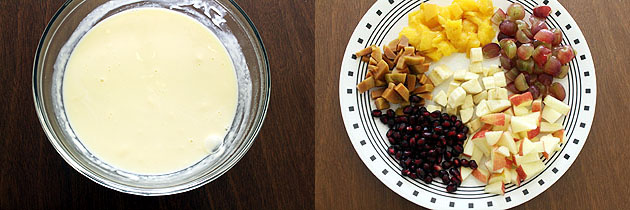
[
  {"xmin": 0, "ymin": 0, "xmax": 313, "ymax": 209},
  {"xmin": 316, "ymin": 0, "xmax": 630, "ymax": 209}
]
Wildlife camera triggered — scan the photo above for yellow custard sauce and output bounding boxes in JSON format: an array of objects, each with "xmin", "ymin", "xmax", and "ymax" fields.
[{"xmin": 63, "ymin": 8, "xmax": 238, "ymax": 175}]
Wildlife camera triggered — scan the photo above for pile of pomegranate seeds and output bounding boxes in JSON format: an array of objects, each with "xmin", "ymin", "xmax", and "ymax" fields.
[{"xmin": 372, "ymin": 105, "xmax": 477, "ymax": 193}]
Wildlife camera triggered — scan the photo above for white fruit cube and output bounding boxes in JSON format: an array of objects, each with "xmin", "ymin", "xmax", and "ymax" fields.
[
  {"xmin": 496, "ymin": 146, "xmax": 511, "ymax": 157},
  {"xmin": 465, "ymin": 72, "xmax": 480, "ymax": 80},
  {"xmin": 513, "ymin": 106, "xmax": 530, "ymax": 116},
  {"xmin": 497, "ymin": 131, "xmax": 518, "ymax": 155},
  {"xmin": 460, "ymin": 108, "xmax": 474, "ymax": 123},
  {"xmin": 541, "ymin": 134, "xmax": 560, "ymax": 158},
  {"xmin": 482, "ymin": 77, "xmax": 495, "ymax": 89},
  {"xmin": 493, "ymin": 72, "xmax": 507, "ymax": 87},
  {"xmin": 469, "ymin": 61, "xmax": 482, "ymax": 73},
  {"xmin": 426, "ymin": 104, "xmax": 442, "ymax": 113},
  {"xmin": 447, "ymin": 81, "xmax": 461, "ymax": 95},
  {"xmin": 516, "ymin": 160, "xmax": 544, "ymax": 180},
  {"xmin": 462, "ymin": 79, "xmax": 483, "ymax": 94},
  {"xmin": 467, "ymin": 118, "xmax": 482, "ymax": 133},
  {"xmin": 473, "ymin": 90, "xmax": 488, "ymax": 104},
  {"xmin": 514, "ymin": 153, "xmax": 540, "ymax": 165},
  {"xmin": 511, "ymin": 115, "xmax": 538, "ymax": 133},
  {"xmin": 448, "ymin": 87, "xmax": 467, "ymax": 108},
  {"xmin": 428, "ymin": 70, "xmax": 444, "ymax": 86},
  {"xmin": 461, "ymin": 167, "xmax": 474, "ymax": 181},
  {"xmin": 543, "ymin": 95, "xmax": 570, "ymax": 115},
  {"xmin": 519, "ymin": 137, "xmax": 536, "ymax": 156},
  {"xmin": 487, "ymin": 88, "xmax": 497, "ymax": 100},
  {"xmin": 463, "ymin": 136, "xmax": 475, "ymax": 157},
  {"xmin": 476, "ymin": 99, "xmax": 490, "ymax": 117},
  {"xmin": 446, "ymin": 104, "xmax": 458, "ymax": 115},
  {"xmin": 434, "ymin": 90, "xmax": 448, "ymax": 107},
  {"xmin": 540, "ymin": 122, "xmax": 563, "ymax": 132},
  {"xmin": 482, "ymin": 67, "xmax": 491, "ymax": 77},
  {"xmin": 487, "ymin": 100, "xmax": 511, "ymax": 113},
  {"xmin": 470, "ymin": 47, "xmax": 483, "ymax": 62},
  {"xmin": 533, "ymin": 141, "xmax": 544, "ymax": 153},
  {"xmin": 453, "ymin": 70, "xmax": 467, "ymax": 81},
  {"xmin": 472, "ymin": 167, "xmax": 490, "ymax": 183},
  {"xmin": 496, "ymin": 88, "xmax": 508, "ymax": 100},
  {"xmin": 435, "ymin": 65, "xmax": 453, "ymax": 81},
  {"xmin": 542, "ymin": 106, "xmax": 563, "ymax": 123},
  {"xmin": 462, "ymin": 94, "xmax": 474, "ymax": 109},
  {"xmin": 487, "ymin": 64, "xmax": 502, "ymax": 75}
]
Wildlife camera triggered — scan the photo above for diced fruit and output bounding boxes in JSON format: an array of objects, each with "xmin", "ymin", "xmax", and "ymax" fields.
[
  {"xmin": 482, "ymin": 43, "xmax": 501, "ymax": 58},
  {"xmin": 542, "ymin": 106, "xmax": 562, "ymax": 123},
  {"xmin": 487, "ymin": 100, "xmax": 511, "ymax": 113},
  {"xmin": 471, "ymin": 47, "xmax": 484, "ymax": 62},
  {"xmin": 514, "ymin": 152, "xmax": 540, "ymax": 165},
  {"xmin": 394, "ymin": 83, "xmax": 410, "ymax": 101},
  {"xmin": 499, "ymin": 20, "xmax": 517, "ymax": 36},
  {"xmin": 463, "ymin": 136, "xmax": 476, "ymax": 157},
  {"xmin": 472, "ymin": 130, "xmax": 491, "ymax": 155},
  {"xmin": 553, "ymin": 129, "xmax": 565, "ymax": 143},
  {"xmin": 557, "ymin": 46, "xmax": 576, "ymax": 65},
  {"xmin": 497, "ymin": 131, "xmax": 517, "ymax": 154},
  {"xmin": 516, "ymin": 160, "xmax": 544, "ymax": 180},
  {"xmin": 517, "ymin": 43, "xmax": 535, "ymax": 60},
  {"xmin": 482, "ymin": 77, "xmax": 495, "ymax": 90},
  {"xmin": 461, "ymin": 166, "xmax": 474, "ymax": 181},
  {"xmin": 375, "ymin": 98, "xmax": 390, "ymax": 110},
  {"xmin": 543, "ymin": 95, "xmax": 570, "ymax": 115},
  {"xmin": 485, "ymin": 131, "xmax": 503, "ymax": 145},
  {"xmin": 493, "ymin": 72, "xmax": 507, "ymax": 88},
  {"xmin": 518, "ymin": 137, "xmax": 536, "ymax": 156},
  {"xmin": 540, "ymin": 122, "xmax": 563, "ymax": 132},
  {"xmin": 426, "ymin": 104, "xmax": 442, "ymax": 113},
  {"xmin": 480, "ymin": 113, "xmax": 507, "ymax": 126},
  {"xmin": 434, "ymin": 90, "xmax": 448, "ymax": 106},
  {"xmin": 514, "ymin": 73, "xmax": 528, "ymax": 92},
  {"xmin": 357, "ymin": 77, "xmax": 375, "ymax": 93},
  {"xmin": 469, "ymin": 61, "xmax": 483, "ymax": 73},
  {"xmin": 465, "ymin": 72, "xmax": 480, "ymax": 80},
  {"xmin": 507, "ymin": 3, "xmax": 525, "ymax": 20},
  {"xmin": 448, "ymin": 87, "xmax": 467, "ymax": 108},
  {"xmin": 533, "ymin": 45, "xmax": 552, "ymax": 67},
  {"xmin": 472, "ymin": 167, "xmax": 490, "ymax": 183},
  {"xmin": 531, "ymin": 99, "xmax": 542, "ymax": 112},
  {"xmin": 491, "ymin": 8, "xmax": 507, "ymax": 25},
  {"xmin": 509, "ymin": 92, "xmax": 533, "ymax": 107},
  {"xmin": 476, "ymin": 99, "xmax": 490, "ymax": 117},
  {"xmin": 435, "ymin": 65, "xmax": 454, "ymax": 81},
  {"xmin": 447, "ymin": 81, "xmax": 462, "ymax": 95},
  {"xmin": 453, "ymin": 70, "xmax": 467, "ymax": 81},
  {"xmin": 534, "ymin": 29, "xmax": 554, "ymax": 44},
  {"xmin": 428, "ymin": 70, "xmax": 445, "ymax": 86},
  {"xmin": 544, "ymin": 56, "xmax": 562, "ymax": 76},
  {"xmin": 460, "ymin": 108, "xmax": 474, "ymax": 123},
  {"xmin": 462, "ymin": 94, "xmax": 474, "ymax": 109},
  {"xmin": 541, "ymin": 135, "xmax": 560, "ymax": 158},
  {"xmin": 511, "ymin": 113, "xmax": 539, "ymax": 133},
  {"xmin": 473, "ymin": 90, "xmax": 488, "ymax": 104},
  {"xmin": 484, "ymin": 181, "xmax": 505, "ymax": 195},
  {"xmin": 467, "ymin": 118, "xmax": 482, "ymax": 133},
  {"xmin": 462, "ymin": 78, "xmax": 483, "ymax": 94}
]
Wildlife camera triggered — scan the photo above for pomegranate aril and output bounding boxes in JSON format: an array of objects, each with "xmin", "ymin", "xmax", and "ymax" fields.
[
  {"xmin": 424, "ymin": 176, "xmax": 433, "ymax": 184},
  {"xmin": 461, "ymin": 159, "xmax": 470, "ymax": 167},
  {"xmin": 372, "ymin": 110, "xmax": 382, "ymax": 117},
  {"xmin": 446, "ymin": 183, "xmax": 457, "ymax": 193},
  {"xmin": 441, "ymin": 175, "xmax": 450, "ymax": 184},
  {"xmin": 451, "ymin": 176, "xmax": 461, "ymax": 186},
  {"xmin": 386, "ymin": 109, "xmax": 395, "ymax": 117},
  {"xmin": 469, "ymin": 160, "xmax": 478, "ymax": 169},
  {"xmin": 453, "ymin": 158, "xmax": 461, "ymax": 167}
]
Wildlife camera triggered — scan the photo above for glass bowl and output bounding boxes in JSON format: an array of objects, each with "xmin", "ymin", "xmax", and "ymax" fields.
[{"xmin": 32, "ymin": 0, "xmax": 270, "ymax": 196}]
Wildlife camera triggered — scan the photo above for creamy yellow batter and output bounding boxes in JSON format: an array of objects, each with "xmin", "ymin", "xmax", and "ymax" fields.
[{"xmin": 63, "ymin": 8, "xmax": 238, "ymax": 175}]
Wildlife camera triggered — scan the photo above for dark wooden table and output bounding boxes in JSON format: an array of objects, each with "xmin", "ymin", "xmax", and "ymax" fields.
[
  {"xmin": 316, "ymin": 0, "xmax": 630, "ymax": 209},
  {"xmin": 0, "ymin": 0, "xmax": 313, "ymax": 209}
]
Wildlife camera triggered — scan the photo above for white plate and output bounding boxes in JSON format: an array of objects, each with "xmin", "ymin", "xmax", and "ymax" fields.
[{"xmin": 338, "ymin": 0, "xmax": 596, "ymax": 209}]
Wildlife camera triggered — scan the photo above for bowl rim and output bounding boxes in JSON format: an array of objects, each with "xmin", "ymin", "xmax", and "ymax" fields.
[{"xmin": 32, "ymin": 0, "xmax": 271, "ymax": 196}]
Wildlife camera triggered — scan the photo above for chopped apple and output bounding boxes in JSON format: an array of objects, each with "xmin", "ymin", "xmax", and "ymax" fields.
[
  {"xmin": 532, "ymin": 141, "xmax": 544, "ymax": 153},
  {"xmin": 448, "ymin": 87, "xmax": 467, "ymax": 108},
  {"xmin": 426, "ymin": 104, "xmax": 441, "ymax": 113},
  {"xmin": 527, "ymin": 126, "xmax": 540, "ymax": 139},
  {"xmin": 461, "ymin": 166, "xmax": 473, "ymax": 181},
  {"xmin": 511, "ymin": 116, "xmax": 538, "ymax": 133},
  {"xmin": 493, "ymin": 72, "xmax": 507, "ymax": 87},
  {"xmin": 476, "ymin": 99, "xmax": 490, "ymax": 117},
  {"xmin": 472, "ymin": 167, "xmax": 490, "ymax": 183},
  {"xmin": 466, "ymin": 118, "xmax": 482, "ymax": 134},
  {"xmin": 497, "ymin": 131, "xmax": 518, "ymax": 154},
  {"xmin": 496, "ymin": 146, "xmax": 510, "ymax": 157},
  {"xmin": 484, "ymin": 181, "xmax": 505, "ymax": 195},
  {"xmin": 463, "ymin": 136, "xmax": 475, "ymax": 157},
  {"xmin": 509, "ymin": 92, "xmax": 533, "ymax": 107},
  {"xmin": 552, "ymin": 129, "xmax": 565, "ymax": 143},
  {"xmin": 518, "ymin": 137, "xmax": 536, "ymax": 156},
  {"xmin": 513, "ymin": 106, "xmax": 529, "ymax": 116},
  {"xmin": 516, "ymin": 160, "xmax": 544, "ymax": 180},
  {"xmin": 465, "ymin": 72, "xmax": 480, "ymax": 81},
  {"xmin": 462, "ymin": 78, "xmax": 483, "ymax": 94},
  {"xmin": 482, "ymin": 77, "xmax": 495, "ymax": 90},
  {"xmin": 453, "ymin": 70, "xmax": 467, "ymax": 81},
  {"xmin": 434, "ymin": 90, "xmax": 447, "ymax": 107},
  {"xmin": 485, "ymin": 131, "xmax": 503, "ymax": 145},
  {"xmin": 543, "ymin": 95, "xmax": 570, "ymax": 115},
  {"xmin": 462, "ymin": 94, "xmax": 474, "ymax": 109},
  {"xmin": 480, "ymin": 113, "xmax": 507, "ymax": 126},
  {"xmin": 488, "ymin": 173, "xmax": 504, "ymax": 184},
  {"xmin": 532, "ymin": 99, "xmax": 542, "ymax": 112},
  {"xmin": 469, "ymin": 61, "xmax": 482, "ymax": 73},
  {"xmin": 470, "ymin": 47, "xmax": 483, "ymax": 62},
  {"xmin": 510, "ymin": 168, "xmax": 521, "ymax": 186},
  {"xmin": 445, "ymin": 104, "xmax": 458, "ymax": 115},
  {"xmin": 514, "ymin": 152, "xmax": 540, "ymax": 165},
  {"xmin": 460, "ymin": 108, "xmax": 474, "ymax": 123},
  {"xmin": 503, "ymin": 108, "xmax": 514, "ymax": 116},
  {"xmin": 487, "ymin": 65, "xmax": 502, "ymax": 76},
  {"xmin": 540, "ymin": 122, "xmax": 563, "ymax": 132},
  {"xmin": 541, "ymin": 106, "xmax": 562, "ymax": 123},
  {"xmin": 487, "ymin": 88, "xmax": 497, "ymax": 100},
  {"xmin": 541, "ymin": 134, "xmax": 560, "ymax": 158},
  {"xmin": 487, "ymin": 100, "xmax": 511, "ymax": 113},
  {"xmin": 472, "ymin": 130, "xmax": 491, "ymax": 156},
  {"xmin": 500, "ymin": 168, "xmax": 512, "ymax": 184}
]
